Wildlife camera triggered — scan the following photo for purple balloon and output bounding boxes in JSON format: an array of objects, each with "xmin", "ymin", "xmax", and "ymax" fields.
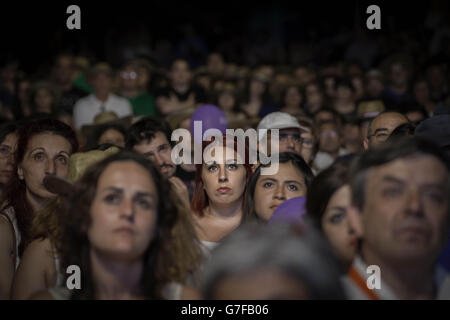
[
  {"xmin": 269, "ymin": 196, "xmax": 307, "ymax": 225},
  {"xmin": 190, "ymin": 104, "xmax": 227, "ymax": 143}
]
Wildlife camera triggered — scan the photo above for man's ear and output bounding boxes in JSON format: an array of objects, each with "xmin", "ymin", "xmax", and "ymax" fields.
[
  {"xmin": 363, "ymin": 138, "xmax": 369, "ymax": 151},
  {"xmin": 347, "ymin": 205, "xmax": 364, "ymax": 238},
  {"xmin": 17, "ymin": 165, "xmax": 24, "ymax": 180}
]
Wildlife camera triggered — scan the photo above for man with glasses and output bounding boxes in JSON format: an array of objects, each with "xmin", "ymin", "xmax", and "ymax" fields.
[
  {"xmin": 118, "ymin": 62, "xmax": 157, "ymax": 116},
  {"xmin": 363, "ymin": 111, "xmax": 409, "ymax": 150},
  {"xmin": 257, "ymin": 112, "xmax": 310, "ymax": 158}
]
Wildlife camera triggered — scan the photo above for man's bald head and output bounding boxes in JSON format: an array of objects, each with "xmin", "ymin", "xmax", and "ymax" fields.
[{"xmin": 364, "ymin": 112, "xmax": 409, "ymax": 150}]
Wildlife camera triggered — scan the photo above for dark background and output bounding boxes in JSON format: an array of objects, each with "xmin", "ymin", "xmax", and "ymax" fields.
[{"xmin": 0, "ymin": 1, "xmax": 445, "ymax": 73}]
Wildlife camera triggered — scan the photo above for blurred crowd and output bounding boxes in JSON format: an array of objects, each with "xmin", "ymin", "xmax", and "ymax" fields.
[{"xmin": 0, "ymin": 4, "xmax": 449, "ymax": 300}]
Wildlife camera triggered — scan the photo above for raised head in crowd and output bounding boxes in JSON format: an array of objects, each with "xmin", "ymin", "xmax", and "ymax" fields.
[
  {"xmin": 73, "ymin": 63, "xmax": 132, "ymax": 130},
  {"xmin": 243, "ymin": 152, "xmax": 313, "ymax": 223},
  {"xmin": 125, "ymin": 116, "xmax": 192, "ymax": 205},
  {"xmin": 344, "ymin": 137, "xmax": 450, "ymax": 299},
  {"xmin": 0, "ymin": 118, "xmax": 78, "ymax": 299},
  {"xmin": 191, "ymin": 135, "xmax": 253, "ymax": 253},
  {"xmin": 32, "ymin": 151, "xmax": 199, "ymax": 299},
  {"xmin": 306, "ymin": 158, "xmax": 357, "ymax": 271}
]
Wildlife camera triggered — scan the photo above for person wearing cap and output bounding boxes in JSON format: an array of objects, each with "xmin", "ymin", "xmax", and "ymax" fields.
[
  {"xmin": 343, "ymin": 137, "xmax": 450, "ymax": 299},
  {"xmin": 73, "ymin": 63, "xmax": 132, "ymax": 130},
  {"xmin": 257, "ymin": 112, "xmax": 310, "ymax": 158},
  {"xmin": 363, "ymin": 111, "xmax": 409, "ymax": 150}
]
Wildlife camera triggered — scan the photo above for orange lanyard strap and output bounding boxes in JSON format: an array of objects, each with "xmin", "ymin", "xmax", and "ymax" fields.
[{"xmin": 348, "ymin": 266, "xmax": 380, "ymax": 300}]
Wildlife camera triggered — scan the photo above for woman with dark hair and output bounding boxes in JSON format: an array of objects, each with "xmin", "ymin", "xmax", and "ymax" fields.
[
  {"xmin": 240, "ymin": 71, "xmax": 277, "ymax": 121},
  {"xmin": 191, "ymin": 135, "xmax": 253, "ymax": 253},
  {"xmin": 213, "ymin": 84, "xmax": 247, "ymax": 127},
  {"xmin": 0, "ymin": 118, "xmax": 78, "ymax": 299},
  {"xmin": 29, "ymin": 82, "xmax": 59, "ymax": 115},
  {"xmin": 93, "ymin": 123, "xmax": 127, "ymax": 148},
  {"xmin": 33, "ymin": 151, "xmax": 198, "ymax": 299},
  {"xmin": 279, "ymin": 84, "xmax": 304, "ymax": 117},
  {"xmin": 0, "ymin": 122, "xmax": 19, "ymax": 195},
  {"xmin": 243, "ymin": 152, "xmax": 314, "ymax": 223},
  {"xmin": 306, "ymin": 159, "xmax": 357, "ymax": 271}
]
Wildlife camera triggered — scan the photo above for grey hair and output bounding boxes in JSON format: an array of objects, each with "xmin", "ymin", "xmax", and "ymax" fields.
[
  {"xmin": 201, "ymin": 221, "xmax": 346, "ymax": 300},
  {"xmin": 350, "ymin": 137, "xmax": 450, "ymax": 210}
]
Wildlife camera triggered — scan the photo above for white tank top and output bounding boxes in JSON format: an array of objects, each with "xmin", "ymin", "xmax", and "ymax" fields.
[{"xmin": 0, "ymin": 206, "xmax": 21, "ymax": 269}]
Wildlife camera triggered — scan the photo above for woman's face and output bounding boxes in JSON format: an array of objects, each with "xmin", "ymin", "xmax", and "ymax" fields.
[
  {"xmin": 299, "ymin": 131, "xmax": 315, "ymax": 164},
  {"xmin": 284, "ymin": 87, "xmax": 302, "ymax": 107},
  {"xmin": 35, "ymin": 88, "xmax": 54, "ymax": 113},
  {"xmin": 0, "ymin": 132, "xmax": 18, "ymax": 185},
  {"xmin": 88, "ymin": 161, "xmax": 158, "ymax": 260},
  {"xmin": 202, "ymin": 146, "xmax": 247, "ymax": 207},
  {"xmin": 254, "ymin": 162, "xmax": 307, "ymax": 221},
  {"xmin": 321, "ymin": 185, "xmax": 357, "ymax": 268},
  {"xmin": 18, "ymin": 133, "xmax": 72, "ymax": 200},
  {"xmin": 250, "ymin": 79, "xmax": 266, "ymax": 97},
  {"xmin": 98, "ymin": 128, "xmax": 125, "ymax": 148},
  {"xmin": 218, "ymin": 92, "xmax": 235, "ymax": 111}
]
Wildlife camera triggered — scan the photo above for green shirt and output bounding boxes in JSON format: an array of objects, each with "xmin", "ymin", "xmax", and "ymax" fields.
[{"xmin": 127, "ymin": 93, "xmax": 157, "ymax": 116}]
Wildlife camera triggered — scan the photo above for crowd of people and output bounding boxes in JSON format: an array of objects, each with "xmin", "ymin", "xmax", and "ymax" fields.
[{"xmin": 0, "ymin": 12, "xmax": 449, "ymax": 299}]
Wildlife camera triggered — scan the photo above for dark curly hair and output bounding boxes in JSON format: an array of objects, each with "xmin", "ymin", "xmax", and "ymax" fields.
[
  {"xmin": 58, "ymin": 151, "xmax": 179, "ymax": 299},
  {"xmin": 1, "ymin": 118, "xmax": 78, "ymax": 256}
]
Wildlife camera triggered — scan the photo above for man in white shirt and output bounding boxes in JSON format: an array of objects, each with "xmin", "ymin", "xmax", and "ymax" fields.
[
  {"xmin": 343, "ymin": 137, "xmax": 450, "ymax": 299},
  {"xmin": 73, "ymin": 63, "xmax": 132, "ymax": 130}
]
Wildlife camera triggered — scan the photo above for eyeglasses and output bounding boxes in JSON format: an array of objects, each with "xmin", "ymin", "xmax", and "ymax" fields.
[
  {"xmin": 120, "ymin": 71, "xmax": 137, "ymax": 80},
  {"xmin": 0, "ymin": 145, "xmax": 13, "ymax": 159},
  {"xmin": 279, "ymin": 133, "xmax": 314, "ymax": 148},
  {"xmin": 367, "ymin": 131, "xmax": 389, "ymax": 142}
]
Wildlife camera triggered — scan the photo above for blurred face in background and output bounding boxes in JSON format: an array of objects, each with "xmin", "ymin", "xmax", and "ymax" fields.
[
  {"xmin": 211, "ymin": 268, "xmax": 311, "ymax": 299},
  {"xmin": 171, "ymin": 59, "xmax": 192, "ymax": 87},
  {"xmin": 98, "ymin": 128, "xmax": 125, "ymax": 148},
  {"xmin": 0, "ymin": 132, "xmax": 18, "ymax": 186},
  {"xmin": 365, "ymin": 112, "xmax": 408, "ymax": 149},
  {"xmin": 321, "ymin": 184, "xmax": 357, "ymax": 269},
  {"xmin": 34, "ymin": 87, "xmax": 54, "ymax": 114},
  {"xmin": 389, "ymin": 62, "xmax": 408, "ymax": 87},
  {"xmin": 284, "ymin": 86, "xmax": 303, "ymax": 108},
  {"xmin": 218, "ymin": 91, "xmax": 236, "ymax": 112},
  {"xmin": 54, "ymin": 56, "xmax": 74, "ymax": 86},
  {"xmin": 249, "ymin": 78, "xmax": 266, "ymax": 97},
  {"xmin": 299, "ymin": 131, "xmax": 315, "ymax": 165},
  {"xmin": 365, "ymin": 77, "xmax": 384, "ymax": 98},
  {"xmin": 120, "ymin": 65, "xmax": 139, "ymax": 91},
  {"xmin": 207, "ymin": 53, "xmax": 225, "ymax": 76},
  {"xmin": 413, "ymin": 80, "xmax": 430, "ymax": 104},
  {"xmin": 318, "ymin": 122, "xmax": 341, "ymax": 154},
  {"xmin": 91, "ymin": 72, "xmax": 113, "ymax": 96}
]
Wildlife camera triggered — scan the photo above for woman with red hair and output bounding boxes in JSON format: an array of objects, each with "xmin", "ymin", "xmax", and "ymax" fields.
[{"xmin": 191, "ymin": 134, "xmax": 253, "ymax": 254}]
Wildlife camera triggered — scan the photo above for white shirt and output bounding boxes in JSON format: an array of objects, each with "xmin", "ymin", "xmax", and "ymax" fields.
[
  {"xmin": 341, "ymin": 255, "xmax": 450, "ymax": 300},
  {"xmin": 73, "ymin": 94, "xmax": 132, "ymax": 129}
]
